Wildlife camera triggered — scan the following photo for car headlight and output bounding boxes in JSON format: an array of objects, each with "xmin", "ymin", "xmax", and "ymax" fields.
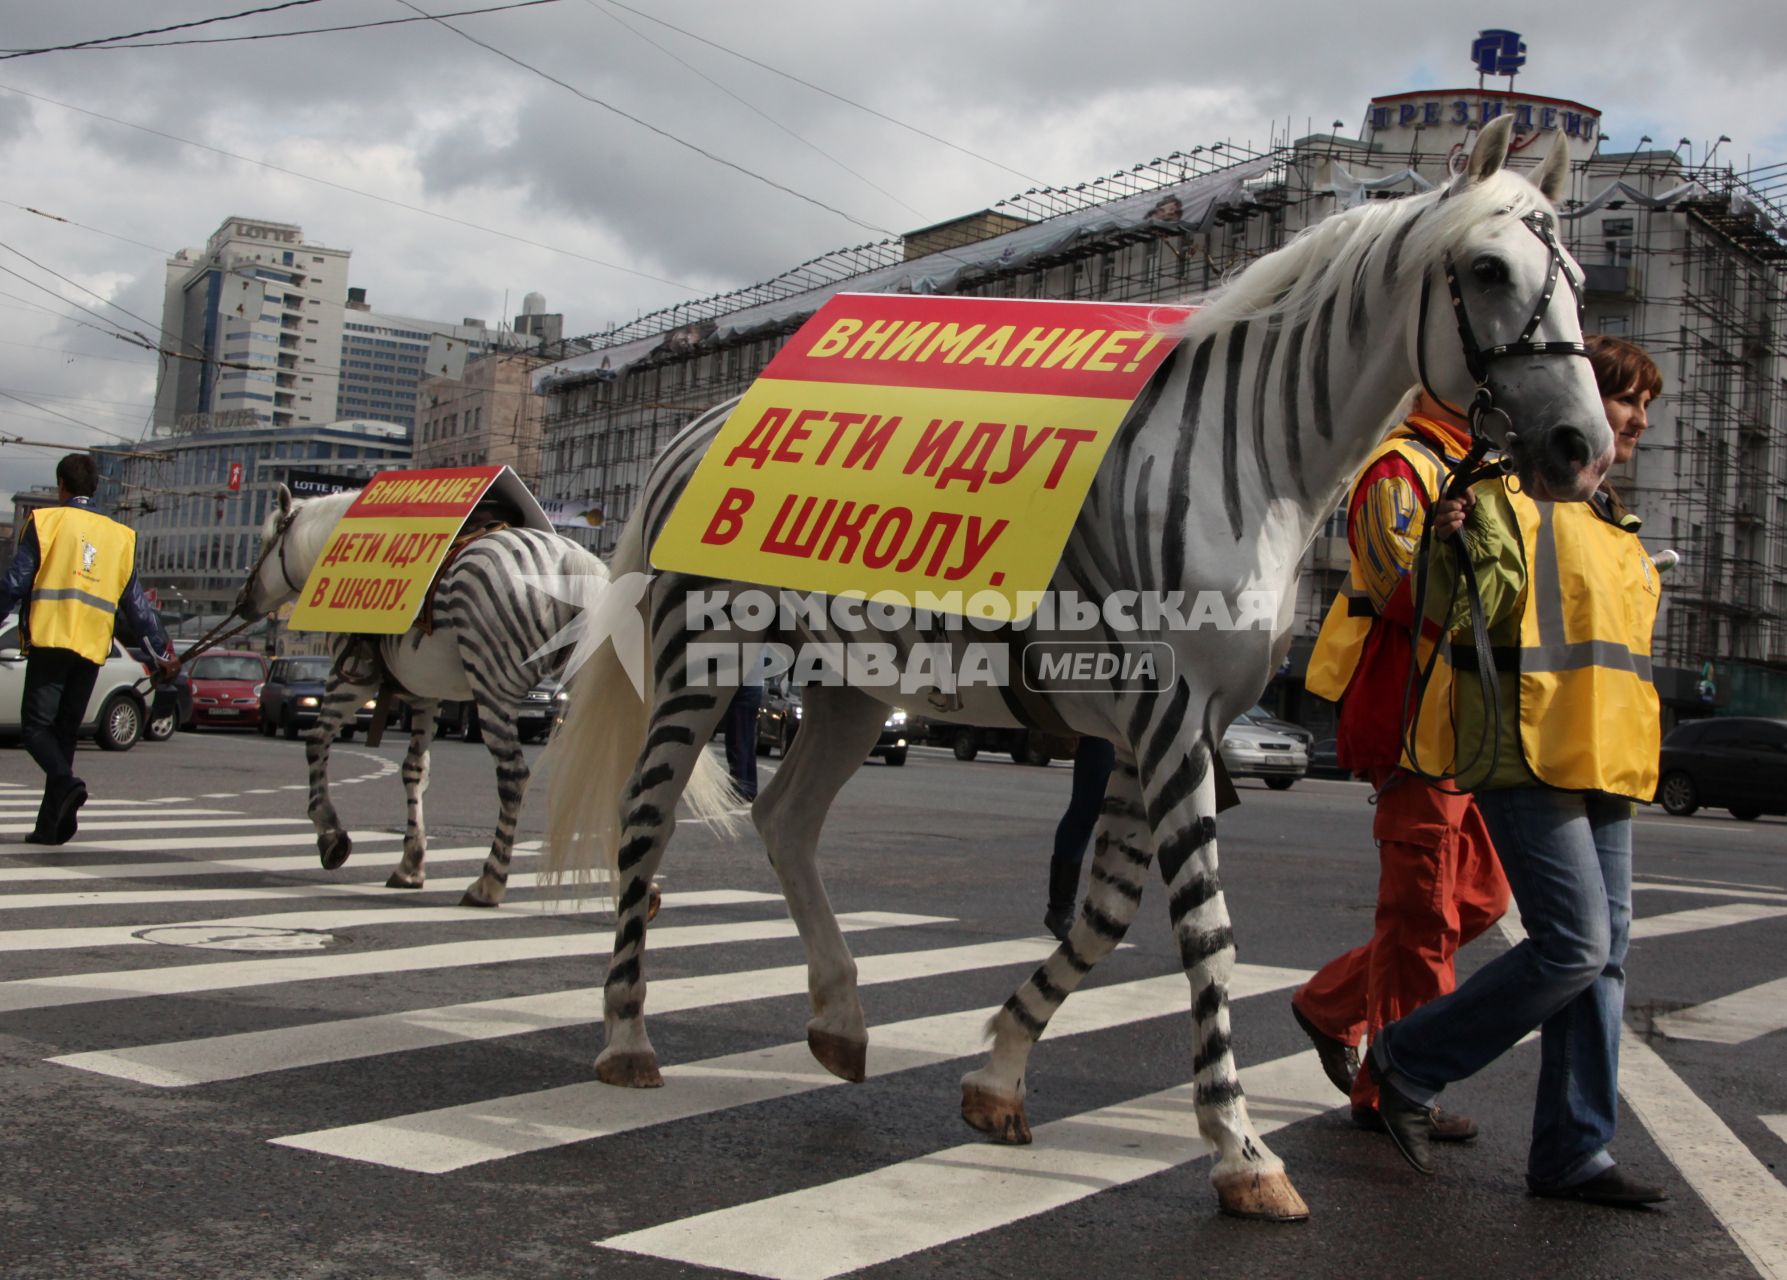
[
  {"xmin": 886, "ymin": 710, "xmax": 907, "ymax": 726},
  {"xmin": 554, "ymin": 690, "xmax": 568, "ymax": 701},
  {"xmin": 792, "ymin": 705, "xmax": 803, "ymax": 719},
  {"xmin": 252, "ymin": 683, "xmax": 264, "ymax": 697},
  {"xmin": 298, "ymin": 695, "xmax": 320, "ymax": 708},
  {"xmin": 362, "ymin": 699, "xmax": 377, "ymax": 710}
]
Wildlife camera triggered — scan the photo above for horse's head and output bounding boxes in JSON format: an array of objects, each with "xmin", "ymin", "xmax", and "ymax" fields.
[
  {"xmin": 241, "ymin": 483, "xmax": 303, "ymax": 620},
  {"xmin": 1411, "ymin": 116, "xmax": 1611, "ymax": 501}
]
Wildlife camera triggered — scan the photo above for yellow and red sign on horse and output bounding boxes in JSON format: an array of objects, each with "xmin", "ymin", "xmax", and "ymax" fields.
[
  {"xmin": 649, "ymin": 294, "xmax": 1188, "ymax": 622},
  {"xmin": 288, "ymin": 466, "xmax": 505, "ymax": 634}
]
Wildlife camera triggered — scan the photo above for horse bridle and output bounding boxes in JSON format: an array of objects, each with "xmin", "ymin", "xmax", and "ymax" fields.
[
  {"xmin": 1416, "ymin": 208, "xmax": 1589, "ymax": 489},
  {"xmin": 1402, "ymin": 208, "xmax": 1589, "ymax": 787},
  {"xmin": 156, "ymin": 508, "xmax": 302, "ymax": 678}
]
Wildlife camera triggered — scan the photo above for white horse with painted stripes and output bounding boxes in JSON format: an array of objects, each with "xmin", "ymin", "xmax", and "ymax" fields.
[{"xmin": 545, "ymin": 118, "xmax": 1610, "ymax": 1219}]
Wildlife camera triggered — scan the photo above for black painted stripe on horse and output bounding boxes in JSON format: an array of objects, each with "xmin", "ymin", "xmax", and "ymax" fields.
[
  {"xmin": 1001, "ymin": 993, "xmax": 1046, "ymax": 1038},
  {"xmin": 1160, "ymin": 334, "xmax": 1216, "ymax": 593},
  {"xmin": 1158, "ymin": 816, "xmax": 1217, "ymax": 886},
  {"xmin": 617, "ymin": 834, "xmax": 655, "ymax": 872},
  {"xmin": 1311, "ymin": 290, "xmax": 1338, "ymax": 441},
  {"xmin": 1168, "ymin": 866, "xmax": 1222, "ymax": 920},
  {"xmin": 1089, "ymin": 862, "xmax": 1145, "ymax": 902},
  {"xmin": 629, "ymin": 762, "xmax": 675, "ymax": 798},
  {"xmin": 1249, "ymin": 317, "xmax": 1281, "ymax": 503},
  {"xmin": 644, "ymin": 723, "xmax": 695, "ymax": 752},
  {"xmin": 1279, "ymin": 318, "xmax": 1309, "ymax": 500},
  {"xmin": 1193, "ymin": 981, "xmax": 1225, "ymax": 1022},
  {"xmin": 1178, "ymin": 923, "xmax": 1237, "ymax": 969},
  {"xmin": 1221, "ymin": 320, "xmax": 1249, "ymax": 540},
  {"xmin": 1193, "ymin": 1028, "xmax": 1233, "ymax": 1076}
]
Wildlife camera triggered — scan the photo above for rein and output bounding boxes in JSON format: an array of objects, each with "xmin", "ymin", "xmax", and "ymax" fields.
[
  {"xmin": 1399, "ymin": 209, "xmax": 1588, "ymax": 785},
  {"xmin": 160, "ymin": 509, "xmax": 301, "ymax": 677}
]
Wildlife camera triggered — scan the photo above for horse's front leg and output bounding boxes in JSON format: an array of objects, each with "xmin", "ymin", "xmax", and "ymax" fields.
[
  {"xmin": 386, "ymin": 698, "xmax": 438, "ymax": 889},
  {"xmin": 962, "ymin": 753, "xmax": 1152, "ymax": 1142},
  {"xmin": 307, "ymin": 671, "xmax": 379, "ymax": 870},
  {"xmin": 752, "ymin": 683, "xmax": 888, "ymax": 1083},
  {"xmin": 1152, "ymin": 729, "xmax": 1308, "ymax": 1223},
  {"xmin": 461, "ymin": 699, "xmax": 528, "ymax": 908}
]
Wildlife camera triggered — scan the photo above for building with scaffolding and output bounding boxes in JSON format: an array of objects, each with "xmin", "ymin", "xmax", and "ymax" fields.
[{"xmin": 533, "ymin": 79, "xmax": 1787, "ymax": 724}]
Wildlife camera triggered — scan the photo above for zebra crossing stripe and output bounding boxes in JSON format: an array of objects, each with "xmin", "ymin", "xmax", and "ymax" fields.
[
  {"xmin": 270, "ymin": 963, "xmax": 1307, "ymax": 1173},
  {"xmin": 0, "ymin": 911, "xmax": 946, "ymax": 1015},
  {"xmin": 57, "ymin": 938, "xmax": 1066, "ymax": 1088},
  {"xmin": 0, "ymin": 799, "xmax": 214, "ymax": 810},
  {"xmin": 1634, "ymin": 880, "xmax": 1787, "ymax": 905},
  {"xmin": 0, "ymin": 889, "xmax": 777, "ymax": 953},
  {"xmin": 1762, "ymin": 1115, "xmax": 1787, "ymax": 1150},
  {"xmin": 0, "ymin": 817, "xmax": 315, "ymax": 836},
  {"xmin": 1618, "ymin": 1030, "xmax": 1787, "ymax": 1278},
  {"xmin": 1652, "ymin": 975, "xmax": 1787, "ymax": 1045},
  {"xmin": 0, "ymin": 860, "xmax": 577, "ymax": 906},
  {"xmin": 0, "ymin": 830, "xmax": 409, "ymax": 858},
  {"xmin": 1630, "ymin": 903, "xmax": 1787, "ymax": 940},
  {"xmin": 596, "ymin": 1044, "xmax": 1333, "ymax": 1278}
]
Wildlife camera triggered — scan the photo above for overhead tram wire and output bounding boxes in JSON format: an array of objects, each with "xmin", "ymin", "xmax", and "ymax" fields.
[
  {"xmin": 0, "ymin": 0, "xmax": 323, "ymax": 59},
  {"xmin": 601, "ymin": 0, "xmax": 1046, "ymax": 188},
  {"xmin": 0, "ymin": 388, "xmax": 142, "ymax": 444},
  {"xmin": 0, "ymin": 82, "xmax": 703, "ymax": 295},
  {"xmin": 1, "ymin": 201, "xmax": 173, "ymax": 256},
  {"xmin": 0, "ymin": 239, "xmax": 211, "ymax": 363},
  {"xmin": 10, "ymin": 0, "xmax": 567, "ymax": 55},
  {"xmin": 391, "ymin": 0, "xmax": 900, "ymax": 239},
  {"xmin": 581, "ymin": 0, "xmax": 919, "ymax": 218}
]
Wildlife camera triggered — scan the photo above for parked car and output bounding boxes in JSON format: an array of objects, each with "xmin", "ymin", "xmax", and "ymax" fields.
[
  {"xmin": 184, "ymin": 651, "xmax": 269, "ymax": 730},
  {"xmin": 435, "ymin": 680, "xmax": 565, "ymax": 745},
  {"xmin": 1239, "ymin": 703, "xmax": 1315, "ymax": 748},
  {"xmin": 0, "ymin": 617, "xmax": 149, "ymax": 750},
  {"xmin": 1219, "ymin": 719, "xmax": 1308, "ymax": 789},
  {"xmin": 756, "ymin": 682, "xmax": 910, "ymax": 765},
  {"xmin": 259, "ymin": 655, "xmax": 377, "ymax": 740},
  {"xmin": 1656, "ymin": 716, "xmax": 1787, "ymax": 820},
  {"xmin": 126, "ymin": 645, "xmax": 192, "ymax": 742},
  {"xmin": 1305, "ymin": 737, "xmax": 1351, "ymax": 780}
]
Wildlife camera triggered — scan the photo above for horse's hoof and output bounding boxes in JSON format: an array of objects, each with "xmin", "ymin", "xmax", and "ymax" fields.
[
  {"xmin": 1214, "ymin": 1170, "xmax": 1310, "ymax": 1223},
  {"xmin": 808, "ymin": 1028, "xmax": 867, "ymax": 1083},
  {"xmin": 595, "ymin": 1051, "xmax": 664, "ymax": 1089},
  {"xmin": 318, "ymin": 832, "xmax": 352, "ymax": 870},
  {"xmin": 961, "ymin": 1083, "xmax": 1032, "ymax": 1144},
  {"xmin": 646, "ymin": 882, "xmax": 663, "ymax": 922},
  {"xmin": 385, "ymin": 873, "xmax": 423, "ymax": 890},
  {"xmin": 458, "ymin": 891, "xmax": 497, "ymax": 909}
]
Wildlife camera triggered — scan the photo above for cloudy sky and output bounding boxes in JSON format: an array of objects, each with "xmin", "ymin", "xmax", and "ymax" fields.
[{"xmin": 3, "ymin": 0, "xmax": 1784, "ymax": 508}]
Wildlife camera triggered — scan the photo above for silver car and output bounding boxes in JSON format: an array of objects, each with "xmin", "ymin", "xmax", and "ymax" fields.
[
  {"xmin": 0, "ymin": 616, "xmax": 151, "ymax": 751},
  {"xmin": 1219, "ymin": 719, "xmax": 1308, "ymax": 791}
]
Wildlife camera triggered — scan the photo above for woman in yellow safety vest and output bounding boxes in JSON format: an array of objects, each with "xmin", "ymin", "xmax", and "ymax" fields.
[{"xmin": 1363, "ymin": 337, "xmax": 1670, "ymax": 1208}]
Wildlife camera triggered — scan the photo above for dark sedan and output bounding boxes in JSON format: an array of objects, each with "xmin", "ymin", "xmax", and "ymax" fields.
[{"xmin": 1656, "ymin": 716, "xmax": 1787, "ymax": 820}]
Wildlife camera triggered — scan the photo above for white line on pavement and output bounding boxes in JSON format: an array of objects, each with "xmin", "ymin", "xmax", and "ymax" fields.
[
  {"xmin": 596, "ymin": 1043, "xmax": 1333, "ymax": 1279},
  {"xmin": 1653, "ymin": 976, "xmax": 1787, "ymax": 1046},
  {"xmin": 0, "ymin": 817, "xmax": 313, "ymax": 836},
  {"xmin": 0, "ymin": 911, "xmax": 946, "ymax": 1015},
  {"xmin": 1630, "ymin": 903, "xmax": 1787, "ymax": 940},
  {"xmin": 272, "ymin": 964, "xmax": 1309, "ymax": 1174},
  {"xmin": 1634, "ymin": 881, "xmax": 1787, "ymax": 905}
]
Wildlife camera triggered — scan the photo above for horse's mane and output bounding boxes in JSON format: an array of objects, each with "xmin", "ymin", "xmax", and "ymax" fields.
[
  {"xmin": 1182, "ymin": 169, "xmax": 1554, "ymax": 339},
  {"xmin": 264, "ymin": 488, "xmax": 360, "ymax": 567}
]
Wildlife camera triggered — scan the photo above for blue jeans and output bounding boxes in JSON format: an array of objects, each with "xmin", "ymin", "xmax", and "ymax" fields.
[{"xmin": 1372, "ymin": 786, "xmax": 1633, "ymax": 1189}]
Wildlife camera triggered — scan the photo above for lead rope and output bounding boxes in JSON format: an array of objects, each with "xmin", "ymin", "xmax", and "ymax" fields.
[{"xmin": 145, "ymin": 511, "xmax": 299, "ymax": 686}]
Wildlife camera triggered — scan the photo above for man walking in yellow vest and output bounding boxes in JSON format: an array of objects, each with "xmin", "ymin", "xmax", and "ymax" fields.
[{"xmin": 0, "ymin": 454, "xmax": 177, "ymax": 844}]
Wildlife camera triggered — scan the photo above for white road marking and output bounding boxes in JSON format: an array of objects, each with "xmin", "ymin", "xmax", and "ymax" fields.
[
  {"xmin": 47, "ymin": 934, "xmax": 1037, "ymax": 1090},
  {"xmin": 0, "ymin": 912, "xmax": 946, "ymax": 1015},
  {"xmin": 0, "ymin": 834, "xmax": 409, "ymax": 876},
  {"xmin": 1653, "ymin": 977, "xmax": 1787, "ymax": 1045},
  {"xmin": 1630, "ymin": 903, "xmax": 1787, "ymax": 940},
  {"xmin": 1619, "ymin": 1032, "xmax": 1787, "ymax": 1279},
  {"xmin": 1640, "ymin": 873, "xmax": 1787, "ymax": 894},
  {"xmin": 1634, "ymin": 881, "xmax": 1787, "ymax": 905},
  {"xmin": 1762, "ymin": 1116, "xmax": 1787, "ymax": 1150},
  {"xmin": 596, "ymin": 1045, "xmax": 1333, "ymax": 1279},
  {"xmin": 0, "ymin": 861, "xmax": 587, "ymax": 909},
  {"xmin": 273, "ymin": 964, "xmax": 1309, "ymax": 1174},
  {"xmin": 0, "ymin": 889, "xmax": 774, "ymax": 953},
  {"xmin": 0, "ymin": 817, "xmax": 314, "ymax": 836}
]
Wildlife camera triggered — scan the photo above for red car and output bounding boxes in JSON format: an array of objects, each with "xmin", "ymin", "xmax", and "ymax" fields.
[{"xmin": 185, "ymin": 650, "xmax": 270, "ymax": 730}]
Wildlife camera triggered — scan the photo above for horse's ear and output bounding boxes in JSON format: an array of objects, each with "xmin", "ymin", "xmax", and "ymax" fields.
[
  {"xmin": 1465, "ymin": 114, "xmax": 1517, "ymax": 183},
  {"xmin": 1532, "ymin": 128, "xmax": 1570, "ymax": 203},
  {"xmin": 276, "ymin": 483, "xmax": 292, "ymax": 516}
]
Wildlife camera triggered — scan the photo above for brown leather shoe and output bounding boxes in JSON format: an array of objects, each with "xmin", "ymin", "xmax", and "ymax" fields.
[
  {"xmin": 1353, "ymin": 1104, "xmax": 1478, "ymax": 1142},
  {"xmin": 1291, "ymin": 1001, "xmax": 1359, "ymax": 1097}
]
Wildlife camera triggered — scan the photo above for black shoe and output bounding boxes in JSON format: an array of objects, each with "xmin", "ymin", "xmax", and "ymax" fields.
[
  {"xmin": 1353, "ymin": 1103, "xmax": 1479, "ymax": 1143},
  {"xmin": 1291, "ymin": 1001, "xmax": 1359, "ymax": 1097},
  {"xmin": 1364, "ymin": 1054, "xmax": 1434, "ymax": 1174},
  {"xmin": 1043, "ymin": 907, "xmax": 1073, "ymax": 942},
  {"xmin": 53, "ymin": 778, "xmax": 87, "ymax": 844},
  {"xmin": 24, "ymin": 829, "xmax": 56, "ymax": 845},
  {"xmin": 1529, "ymin": 1166, "xmax": 1667, "ymax": 1207}
]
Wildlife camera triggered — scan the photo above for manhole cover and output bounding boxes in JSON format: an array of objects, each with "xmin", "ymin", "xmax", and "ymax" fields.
[{"xmin": 134, "ymin": 926, "xmax": 339, "ymax": 952}]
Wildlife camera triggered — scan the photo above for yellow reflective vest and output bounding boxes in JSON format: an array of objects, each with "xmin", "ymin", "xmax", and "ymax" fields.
[
  {"xmin": 1504, "ymin": 493, "xmax": 1661, "ymax": 800},
  {"xmin": 25, "ymin": 505, "xmax": 136, "ymax": 664},
  {"xmin": 1306, "ymin": 421, "xmax": 1463, "ymax": 772}
]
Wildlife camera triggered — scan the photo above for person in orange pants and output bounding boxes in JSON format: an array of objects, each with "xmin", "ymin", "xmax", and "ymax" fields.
[{"xmin": 1297, "ymin": 393, "xmax": 1512, "ymax": 1136}]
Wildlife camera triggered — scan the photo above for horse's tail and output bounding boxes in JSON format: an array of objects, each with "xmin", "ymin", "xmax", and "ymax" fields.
[{"xmin": 541, "ymin": 518, "xmax": 737, "ymax": 898}]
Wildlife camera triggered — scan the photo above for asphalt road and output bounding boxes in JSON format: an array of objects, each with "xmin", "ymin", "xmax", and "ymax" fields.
[{"xmin": 1, "ymin": 727, "xmax": 1783, "ymax": 1280}]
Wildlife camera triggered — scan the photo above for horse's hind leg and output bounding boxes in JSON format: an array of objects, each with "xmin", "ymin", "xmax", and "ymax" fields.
[
  {"xmin": 752, "ymin": 683, "xmax": 888, "ymax": 1083},
  {"xmin": 386, "ymin": 698, "xmax": 438, "ymax": 889},
  {"xmin": 307, "ymin": 667, "xmax": 380, "ymax": 871},
  {"xmin": 1152, "ymin": 729, "xmax": 1307, "ymax": 1222},
  {"xmin": 597, "ymin": 686, "xmax": 733, "ymax": 1088},
  {"xmin": 963, "ymin": 752, "xmax": 1153, "ymax": 1143},
  {"xmin": 462, "ymin": 702, "xmax": 529, "ymax": 908}
]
